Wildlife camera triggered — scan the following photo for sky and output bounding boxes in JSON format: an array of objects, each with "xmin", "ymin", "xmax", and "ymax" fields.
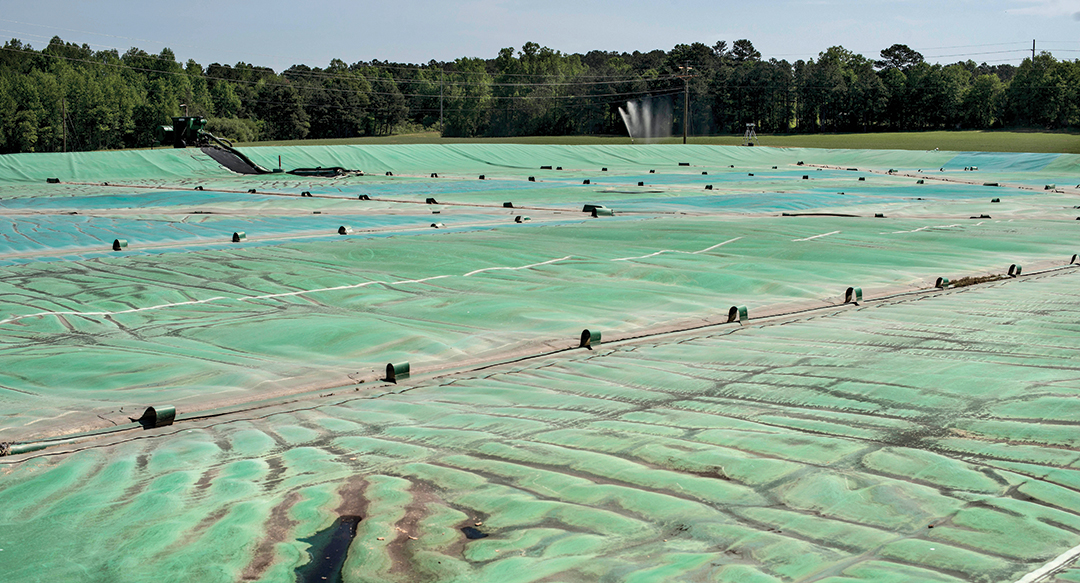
[{"xmin": 3, "ymin": 0, "xmax": 1080, "ymax": 71}]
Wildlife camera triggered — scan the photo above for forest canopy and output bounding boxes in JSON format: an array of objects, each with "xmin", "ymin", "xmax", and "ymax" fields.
[{"xmin": 0, "ymin": 36, "xmax": 1077, "ymax": 153}]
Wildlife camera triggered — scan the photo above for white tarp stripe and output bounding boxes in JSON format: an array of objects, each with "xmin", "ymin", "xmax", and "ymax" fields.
[
  {"xmin": 462, "ymin": 256, "xmax": 572, "ymax": 277},
  {"xmin": 0, "ymin": 256, "xmax": 574, "ymax": 325},
  {"xmin": 886, "ymin": 224, "xmax": 963, "ymax": 234},
  {"xmin": 1013, "ymin": 542, "xmax": 1080, "ymax": 583},
  {"xmin": 612, "ymin": 237, "xmax": 742, "ymax": 262},
  {"xmin": 0, "ymin": 237, "xmax": 744, "ymax": 325},
  {"xmin": 792, "ymin": 231, "xmax": 840, "ymax": 242},
  {"xmin": 691, "ymin": 237, "xmax": 743, "ymax": 254}
]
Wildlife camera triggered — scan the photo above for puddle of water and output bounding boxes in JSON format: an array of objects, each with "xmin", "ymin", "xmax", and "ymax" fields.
[
  {"xmin": 461, "ymin": 526, "xmax": 488, "ymax": 540},
  {"xmin": 295, "ymin": 515, "xmax": 362, "ymax": 583}
]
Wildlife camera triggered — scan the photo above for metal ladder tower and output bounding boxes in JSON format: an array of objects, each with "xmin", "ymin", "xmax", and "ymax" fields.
[{"xmin": 743, "ymin": 123, "xmax": 758, "ymax": 146}]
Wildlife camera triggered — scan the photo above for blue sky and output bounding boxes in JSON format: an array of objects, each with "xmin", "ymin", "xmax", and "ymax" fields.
[{"xmin": 3, "ymin": 0, "xmax": 1080, "ymax": 71}]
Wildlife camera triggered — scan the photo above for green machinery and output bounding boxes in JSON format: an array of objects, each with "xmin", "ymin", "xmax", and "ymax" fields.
[
  {"xmin": 154, "ymin": 116, "xmax": 278, "ymax": 175},
  {"xmin": 154, "ymin": 116, "xmax": 208, "ymax": 148},
  {"xmin": 153, "ymin": 116, "xmax": 358, "ymax": 177}
]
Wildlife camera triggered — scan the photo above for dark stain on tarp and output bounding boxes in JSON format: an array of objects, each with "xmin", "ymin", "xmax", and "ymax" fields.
[
  {"xmin": 461, "ymin": 526, "xmax": 488, "ymax": 539},
  {"xmin": 295, "ymin": 515, "xmax": 363, "ymax": 583}
]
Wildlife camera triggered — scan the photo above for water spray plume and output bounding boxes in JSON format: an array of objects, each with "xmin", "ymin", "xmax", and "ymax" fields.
[{"xmin": 618, "ymin": 96, "xmax": 673, "ymax": 144}]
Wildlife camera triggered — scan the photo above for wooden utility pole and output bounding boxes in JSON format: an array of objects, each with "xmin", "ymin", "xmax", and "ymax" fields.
[
  {"xmin": 678, "ymin": 65, "xmax": 694, "ymax": 144},
  {"xmin": 1032, "ymin": 39, "xmax": 1036, "ymax": 60},
  {"xmin": 61, "ymin": 96, "xmax": 67, "ymax": 153}
]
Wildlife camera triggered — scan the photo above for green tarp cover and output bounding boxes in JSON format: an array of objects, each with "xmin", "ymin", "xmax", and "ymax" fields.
[{"xmin": 1, "ymin": 144, "xmax": 1079, "ymax": 582}]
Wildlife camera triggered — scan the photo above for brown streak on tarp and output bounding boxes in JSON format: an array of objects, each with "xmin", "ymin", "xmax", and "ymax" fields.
[{"xmin": 240, "ymin": 490, "xmax": 302, "ymax": 580}]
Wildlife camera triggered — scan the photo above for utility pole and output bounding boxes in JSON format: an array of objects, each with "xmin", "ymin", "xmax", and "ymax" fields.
[
  {"xmin": 1032, "ymin": 39, "xmax": 1036, "ymax": 61},
  {"xmin": 677, "ymin": 65, "xmax": 694, "ymax": 144},
  {"xmin": 440, "ymin": 69, "xmax": 444, "ymax": 136}
]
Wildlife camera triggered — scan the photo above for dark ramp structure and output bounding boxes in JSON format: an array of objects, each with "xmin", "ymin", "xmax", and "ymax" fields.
[
  {"xmin": 159, "ymin": 116, "xmax": 356, "ymax": 177},
  {"xmin": 201, "ymin": 145, "xmax": 270, "ymax": 175},
  {"xmin": 202, "ymin": 144, "xmax": 360, "ymax": 177},
  {"xmin": 202, "ymin": 142, "xmax": 361, "ymax": 177}
]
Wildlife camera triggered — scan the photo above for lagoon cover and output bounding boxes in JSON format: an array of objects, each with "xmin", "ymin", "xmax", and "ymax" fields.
[{"xmin": 1, "ymin": 144, "xmax": 1080, "ymax": 582}]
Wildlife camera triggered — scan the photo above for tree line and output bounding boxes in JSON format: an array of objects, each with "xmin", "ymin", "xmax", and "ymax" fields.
[{"xmin": 0, "ymin": 36, "xmax": 1077, "ymax": 153}]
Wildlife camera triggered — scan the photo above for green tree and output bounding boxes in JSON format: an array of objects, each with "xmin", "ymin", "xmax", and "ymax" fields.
[
  {"xmin": 802, "ymin": 47, "xmax": 856, "ymax": 131},
  {"xmin": 210, "ymin": 81, "xmax": 242, "ymax": 118},
  {"xmin": 849, "ymin": 58, "xmax": 887, "ymax": 130},
  {"xmin": 576, "ymin": 53, "xmax": 645, "ymax": 135},
  {"xmin": 0, "ymin": 71, "xmax": 20, "ymax": 152},
  {"xmin": 1007, "ymin": 53, "xmax": 1069, "ymax": 127},
  {"xmin": 876, "ymin": 44, "xmax": 923, "ymax": 71},
  {"xmin": 183, "ymin": 59, "xmax": 214, "ymax": 117},
  {"xmin": 878, "ymin": 67, "xmax": 908, "ymax": 129},
  {"xmin": 364, "ymin": 70, "xmax": 406, "ymax": 136},
  {"xmin": 401, "ymin": 62, "xmax": 445, "ymax": 129},
  {"xmin": 443, "ymin": 57, "xmax": 491, "ymax": 137},
  {"xmin": 666, "ymin": 42, "xmax": 720, "ymax": 135},
  {"xmin": 0, "ymin": 39, "xmax": 35, "ymax": 74},
  {"xmin": 962, "ymin": 74, "xmax": 1005, "ymax": 128},
  {"xmin": 287, "ymin": 60, "xmax": 370, "ymax": 138},
  {"xmin": 730, "ymin": 39, "xmax": 761, "ymax": 63},
  {"xmin": 722, "ymin": 58, "xmax": 792, "ymax": 133},
  {"xmin": 253, "ymin": 77, "xmax": 309, "ymax": 140},
  {"xmin": 6, "ymin": 70, "xmax": 51, "ymax": 152},
  {"xmin": 486, "ymin": 43, "xmax": 587, "ymax": 136}
]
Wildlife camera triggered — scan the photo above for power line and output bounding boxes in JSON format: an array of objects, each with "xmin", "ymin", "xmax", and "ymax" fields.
[
  {"xmin": 231, "ymin": 87, "xmax": 687, "ymax": 112},
  {"xmin": 0, "ymin": 34, "xmax": 686, "ymax": 99},
  {"xmin": 770, "ymin": 40, "xmax": 1063, "ymax": 65},
  {"xmin": 0, "ymin": 42, "xmax": 694, "ymax": 126},
  {"xmin": 912, "ymin": 41, "xmax": 1031, "ymax": 51},
  {"xmin": 0, "ymin": 45, "xmax": 681, "ymax": 102},
  {"xmin": 8, "ymin": 43, "xmax": 1067, "ymax": 109},
  {"xmin": 282, "ymin": 66, "xmax": 679, "ymax": 87},
  {"xmin": 921, "ymin": 49, "xmax": 1034, "ymax": 59}
]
